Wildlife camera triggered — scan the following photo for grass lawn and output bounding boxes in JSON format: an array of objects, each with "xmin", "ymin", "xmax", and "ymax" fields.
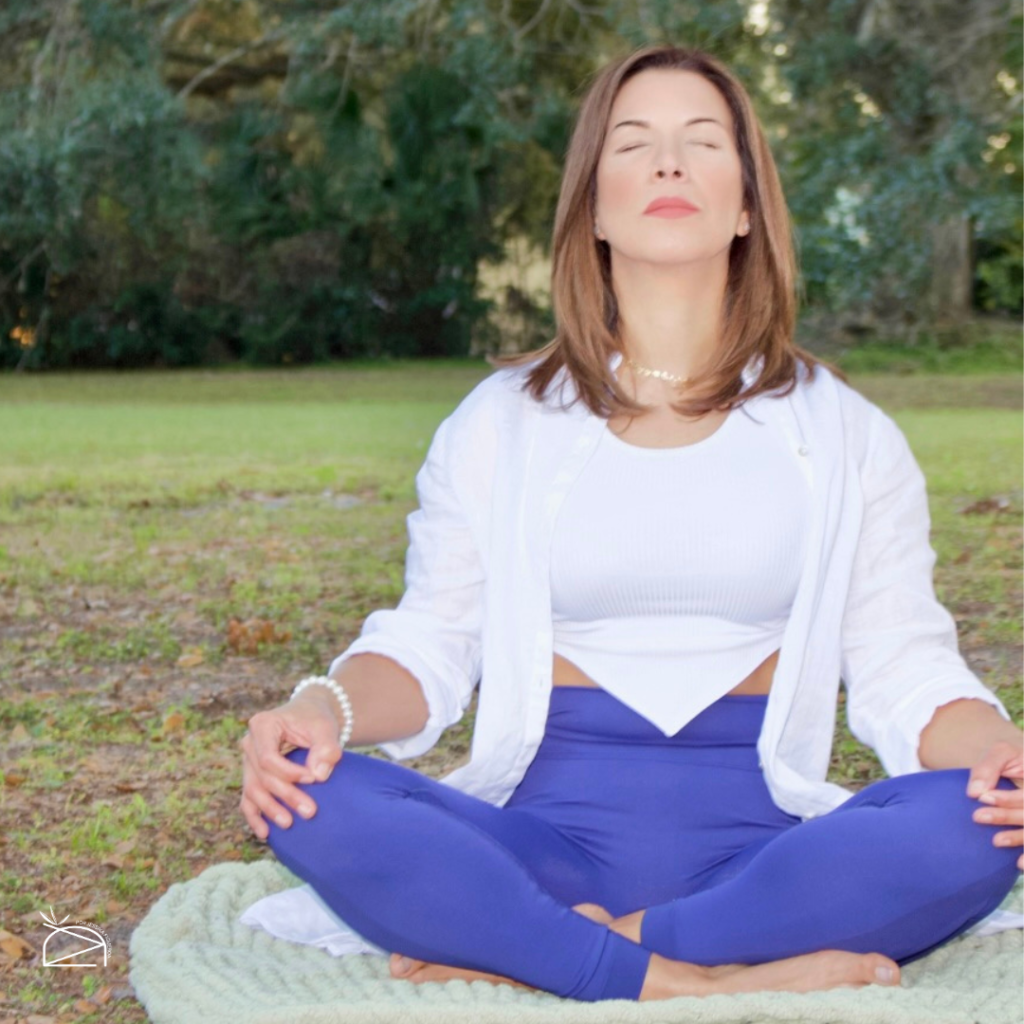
[{"xmin": 0, "ymin": 363, "xmax": 1021, "ymax": 1022}]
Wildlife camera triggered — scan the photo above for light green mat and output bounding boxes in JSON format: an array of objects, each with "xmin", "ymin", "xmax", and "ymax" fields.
[{"xmin": 129, "ymin": 861, "xmax": 1024, "ymax": 1024}]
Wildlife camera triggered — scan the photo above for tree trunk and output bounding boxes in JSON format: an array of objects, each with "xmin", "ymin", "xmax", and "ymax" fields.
[{"xmin": 929, "ymin": 213, "xmax": 974, "ymax": 320}]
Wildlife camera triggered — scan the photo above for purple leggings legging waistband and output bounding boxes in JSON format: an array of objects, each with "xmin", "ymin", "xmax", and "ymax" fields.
[{"xmin": 267, "ymin": 687, "xmax": 1019, "ymax": 1001}]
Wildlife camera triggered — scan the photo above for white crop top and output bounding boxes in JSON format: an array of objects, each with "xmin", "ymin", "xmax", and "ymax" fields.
[{"xmin": 550, "ymin": 399, "xmax": 811, "ymax": 736}]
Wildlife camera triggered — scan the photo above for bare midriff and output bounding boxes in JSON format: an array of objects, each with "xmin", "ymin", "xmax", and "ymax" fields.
[{"xmin": 551, "ymin": 648, "xmax": 780, "ymax": 696}]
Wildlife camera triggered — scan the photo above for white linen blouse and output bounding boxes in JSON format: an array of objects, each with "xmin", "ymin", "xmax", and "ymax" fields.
[{"xmin": 328, "ymin": 350, "xmax": 1012, "ymax": 820}]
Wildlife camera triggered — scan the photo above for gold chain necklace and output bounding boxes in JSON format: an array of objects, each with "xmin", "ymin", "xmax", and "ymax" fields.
[{"xmin": 624, "ymin": 356, "xmax": 691, "ymax": 386}]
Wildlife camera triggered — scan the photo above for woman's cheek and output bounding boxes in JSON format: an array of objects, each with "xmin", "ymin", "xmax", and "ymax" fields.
[{"xmin": 595, "ymin": 166, "xmax": 636, "ymax": 226}]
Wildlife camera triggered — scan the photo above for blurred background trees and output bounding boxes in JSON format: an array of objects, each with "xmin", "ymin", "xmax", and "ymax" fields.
[{"xmin": 0, "ymin": 0, "xmax": 1019, "ymax": 370}]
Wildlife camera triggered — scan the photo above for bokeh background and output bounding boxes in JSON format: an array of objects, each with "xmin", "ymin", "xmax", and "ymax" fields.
[{"xmin": 1, "ymin": 0, "xmax": 1021, "ymax": 370}]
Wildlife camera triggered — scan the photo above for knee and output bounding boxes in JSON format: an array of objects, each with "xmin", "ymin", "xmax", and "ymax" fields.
[
  {"xmin": 265, "ymin": 748, "xmax": 378, "ymax": 868},
  {"xmin": 904, "ymin": 769, "xmax": 1019, "ymax": 884}
]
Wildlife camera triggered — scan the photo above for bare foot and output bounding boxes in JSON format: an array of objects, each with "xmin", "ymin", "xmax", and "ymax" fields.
[
  {"xmin": 388, "ymin": 951, "xmax": 536, "ymax": 989},
  {"xmin": 601, "ymin": 907, "xmax": 902, "ymax": 997},
  {"xmin": 387, "ymin": 902, "xmax": 615, "ymax": 988},
  {"xmin": 388, "ymin": 902, "xmax": 901, "ymax": 1002},
  {"xmin": 639, "ymin": 948, "xmax": 902, "ymax": 1001}
]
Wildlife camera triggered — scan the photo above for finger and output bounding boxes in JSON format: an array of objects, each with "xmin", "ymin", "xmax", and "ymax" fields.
[
  {"xmin": 977, "ymin": 788, "xmax": 1024, "ymax": 806},
  {"xmin": 255, "ymin": 741, "xmax": 316, "ymax": 782},
  {"xmin": 974, "ymin": 808, "xmax": 1024, "ymax": 828},
  {"xmin": 968, "ymin": 765, "xmax": 1004, "ymax": 798},
  {"xmin": 974, "ymin": 809, "xmax": 1024, "ymax": 829},
  {"xmin": 305, "ymin": 739, "xmax": 344, "ymax": 782},
  {"xmin": 243, "ymin": 746, "xmax": 319, "ymax": 824},
  {"xmin": 239, "ymin": 794, "xmax": 269, "ymax": 841},
  {"xmin": 241, "ymin": 758, "xmax": 290, "ymax": 832},
  {"xmin": 992, "ymin": 828, "xmax": 1023, "ymax": 849}
]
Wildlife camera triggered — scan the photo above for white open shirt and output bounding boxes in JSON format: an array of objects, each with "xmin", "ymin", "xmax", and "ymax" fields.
[
  {"xmin": 330, "ymin": 350, "xmax": 1012, "ymax": 819},
  {"xmin": 241, "ymin": 350, "xmax": 1022, "ymax": 954}
]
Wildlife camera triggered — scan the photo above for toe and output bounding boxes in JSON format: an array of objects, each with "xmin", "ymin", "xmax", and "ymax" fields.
[
  {"xmin": 865, "ymin": 953, "xmax": 900, "ymax": 986},
  {"xmin": 389, "ymin": 953, "xmax": 420, "ymax": 978}
]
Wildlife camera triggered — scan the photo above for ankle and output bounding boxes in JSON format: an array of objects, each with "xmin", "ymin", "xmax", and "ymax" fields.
[
  {"xmin": 609, "ymin": 909, "xmax": 644, "ymax": 944},
  {"xmin": 639, "ymin": 952, "xmax": 713, "ymax": 1001}
]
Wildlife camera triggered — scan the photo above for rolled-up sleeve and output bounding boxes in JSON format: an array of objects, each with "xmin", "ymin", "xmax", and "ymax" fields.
[
  {"xmin": 840, "ymin": 410, "xmax": 1011, "ymax": 777},
  {"xmin": 329, "ymin": 412, "xmax": 484, "ymax": 760}
]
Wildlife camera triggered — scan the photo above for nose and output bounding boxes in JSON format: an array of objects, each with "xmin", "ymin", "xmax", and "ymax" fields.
[
  {"xmin": 654, "ymin": 162, "xmax": 684, "ymax": 180},
  {"xmin": 651, "ymin": 143, "xmax": 686, "ymax": 180}
]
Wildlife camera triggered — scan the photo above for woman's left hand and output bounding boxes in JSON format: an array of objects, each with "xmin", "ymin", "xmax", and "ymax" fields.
[{"xmin": 967, "ymin": 740, "xmax": 1024, "ymax": 871}]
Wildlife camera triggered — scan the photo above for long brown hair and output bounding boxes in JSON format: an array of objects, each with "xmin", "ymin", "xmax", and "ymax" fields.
[{"xmin": 489, "ymin": 43, "xmax": 845, "ymax": 418}]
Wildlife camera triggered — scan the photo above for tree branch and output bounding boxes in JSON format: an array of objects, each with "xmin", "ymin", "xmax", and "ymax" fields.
[{"xmin": 175, "ymin": 32, "xmax": 284, "ymax": 101}]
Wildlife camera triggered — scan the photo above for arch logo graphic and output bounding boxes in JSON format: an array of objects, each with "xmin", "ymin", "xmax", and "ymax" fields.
[{"xmin": 40, "ymin": 907, "xmax": 111, "ymax": 968}]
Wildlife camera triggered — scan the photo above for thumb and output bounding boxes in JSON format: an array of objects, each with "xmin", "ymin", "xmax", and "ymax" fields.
[
  {"xmin": 967, "ymin": 748, "xmax": 1006, "ymax": 798},
  {"xmin": 305, "ymin": 728, "xmax": 344, "ymax": 783}
]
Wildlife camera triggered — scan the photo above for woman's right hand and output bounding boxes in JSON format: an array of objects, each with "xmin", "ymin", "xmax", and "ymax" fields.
[{"xmin": 239, "ymin": 690, "xmax": 344, "ymax": 840}]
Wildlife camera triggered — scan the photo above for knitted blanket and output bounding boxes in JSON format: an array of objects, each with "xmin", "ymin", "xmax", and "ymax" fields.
[{"xmin": 129, "ymin": 860, "xmax": 1024, "ymax": 1024}]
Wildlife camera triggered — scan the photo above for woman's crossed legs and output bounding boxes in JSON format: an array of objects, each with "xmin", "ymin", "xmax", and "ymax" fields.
[
  {"xmin": 266, "ymin": 741, "xmax": 1017, "ymax": 1001},
  {"xmin": 265, "ymin": 692, "xmax": 1017, "ymax": 1000}
]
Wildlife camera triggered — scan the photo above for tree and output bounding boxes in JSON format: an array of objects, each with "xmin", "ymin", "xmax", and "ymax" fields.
[{"xmin": 765, "ymin": 0, "xmax": 1022, "ymax": 328}]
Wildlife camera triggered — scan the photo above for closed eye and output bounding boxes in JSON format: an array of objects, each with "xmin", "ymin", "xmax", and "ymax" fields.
[{"xmin": 617, "ymin": 141, "xmax": 720, "ymax": 152}]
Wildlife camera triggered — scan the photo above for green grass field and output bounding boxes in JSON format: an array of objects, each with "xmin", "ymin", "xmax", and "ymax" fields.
[{"xmin": 0, "ymin": 363, "xmax": 1021, "ymax": 1022}]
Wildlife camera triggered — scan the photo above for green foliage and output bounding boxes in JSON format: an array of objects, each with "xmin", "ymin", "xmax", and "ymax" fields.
[
  {"xmin": 769, "ymin": 0, "xmax": 1022, "ymax": 322},
  {"xmin": 0, "ymin": 0, "xmax": 1019, "ymax": 369}
]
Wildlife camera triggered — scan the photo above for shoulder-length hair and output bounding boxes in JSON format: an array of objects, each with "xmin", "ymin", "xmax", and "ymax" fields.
[{"xmin": 489, "ymin": 43, "xmax": 845, "ymax": 418}]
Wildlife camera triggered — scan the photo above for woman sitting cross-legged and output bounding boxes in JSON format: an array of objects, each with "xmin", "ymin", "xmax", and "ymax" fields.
[{"xmin": 238, "ymin": 43, "xmax": 1023, "ymax": 1003}]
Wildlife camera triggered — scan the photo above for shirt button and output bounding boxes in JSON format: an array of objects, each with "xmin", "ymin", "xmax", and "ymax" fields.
[{"xmin": 797, "ymin": 444, "xmax": 810, "ymax": 456}]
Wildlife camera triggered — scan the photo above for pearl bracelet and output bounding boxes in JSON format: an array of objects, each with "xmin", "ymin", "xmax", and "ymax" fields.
[{"xmin": 291, "ymin": 675, "xmax": 354, "ymax": 749}]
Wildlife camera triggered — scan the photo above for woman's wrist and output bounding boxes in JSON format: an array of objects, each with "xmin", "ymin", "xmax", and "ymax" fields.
[
  {"xmin": 290, "ymin": 684, "xmax": 340, "ymax": 722},
  {"xmin": 290, "ymin": 676, "xmax": 354, "ymax": 746},
  {"xmin": 918, "ymin": 698, "xmax": 1023, "ymax": 771}
]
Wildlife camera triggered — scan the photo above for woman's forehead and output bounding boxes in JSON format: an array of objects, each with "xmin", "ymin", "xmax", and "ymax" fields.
[{"xmin": 608, "ymin": 70, "xmax": 732, "ymax": 129}]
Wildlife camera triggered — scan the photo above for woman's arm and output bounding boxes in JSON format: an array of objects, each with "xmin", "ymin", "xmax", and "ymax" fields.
[
  {"xmin": 321, "ymin": 652, "xmax": 430, "ymax": 746},
  {"xmin": 328, "ymin": 408, "xmax": 488, "ymax": 761},
  {"xmin": 839, "ymin": 407, "xmax": 1012, "ymax": 776},
  {"xmin": 918, "ymin": 697, "xmax": 1023, "ymax": 772}
]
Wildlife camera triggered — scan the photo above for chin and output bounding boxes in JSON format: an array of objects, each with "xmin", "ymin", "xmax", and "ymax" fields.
[{"xmin": 617, "ymin": 245, "xmax": 715, "ymax": 268}]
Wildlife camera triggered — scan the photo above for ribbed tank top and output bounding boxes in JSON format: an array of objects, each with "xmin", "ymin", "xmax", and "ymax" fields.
[{"xmin": 550, "ymin": 399, "xmax": 811, "ymax": 736}]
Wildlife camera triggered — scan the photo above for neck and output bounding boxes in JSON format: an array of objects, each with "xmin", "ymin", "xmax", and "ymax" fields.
[{"xmin": 612, "ymin": 254, "xmax": 727, "ymax": 378}]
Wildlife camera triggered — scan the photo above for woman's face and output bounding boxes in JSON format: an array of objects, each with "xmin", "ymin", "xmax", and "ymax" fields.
[{"xmin": 594, "ymin": 68, "xmax": 749, "ymax": 271}]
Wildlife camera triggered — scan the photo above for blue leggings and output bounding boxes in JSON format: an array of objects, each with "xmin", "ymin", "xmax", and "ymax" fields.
[{"xmin": 267, "ymin": 688, "xmax": 1020, "ymax": 1002}]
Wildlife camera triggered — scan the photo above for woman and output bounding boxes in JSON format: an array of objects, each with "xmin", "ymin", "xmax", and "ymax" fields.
[{"xmin": 238, "ymin": 45, "xmax": 1023, "ymax": 1003}]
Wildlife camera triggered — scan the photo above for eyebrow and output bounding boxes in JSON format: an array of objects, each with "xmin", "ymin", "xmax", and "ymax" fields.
[{"xmin": 610, "ymin": 117, "xmax": 727, "ymax": 132}]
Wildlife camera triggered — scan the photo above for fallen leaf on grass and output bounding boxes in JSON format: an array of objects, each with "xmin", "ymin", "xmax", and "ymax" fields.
[
  {"xmin": 91, "ymin": 984, "xmax": 114, "ymax": 1005},
  {"xmin": 176, "ymin": 649, "xmax": 205, "ymax": 669},
  {"xmin": 227, "ymin": 617, "xmax": 292, "ymax": 655},
  {"xmin": 113, "ymin": 781, "xmax": 147, "ymax": 793},
  {"xmin": 959, "ymin": 496, "xmax": 1011, "ymax": 515},
  {"xmin": 162, "ymin": 711, "xmax": 187, "ymax": 737},
  {"xmin": 0, "ymin": 928, "xmax": 35, "ymax": 960},
  {"xmin": 8, "ymin": 723, "xmax": 30, "ymax": 743}
]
